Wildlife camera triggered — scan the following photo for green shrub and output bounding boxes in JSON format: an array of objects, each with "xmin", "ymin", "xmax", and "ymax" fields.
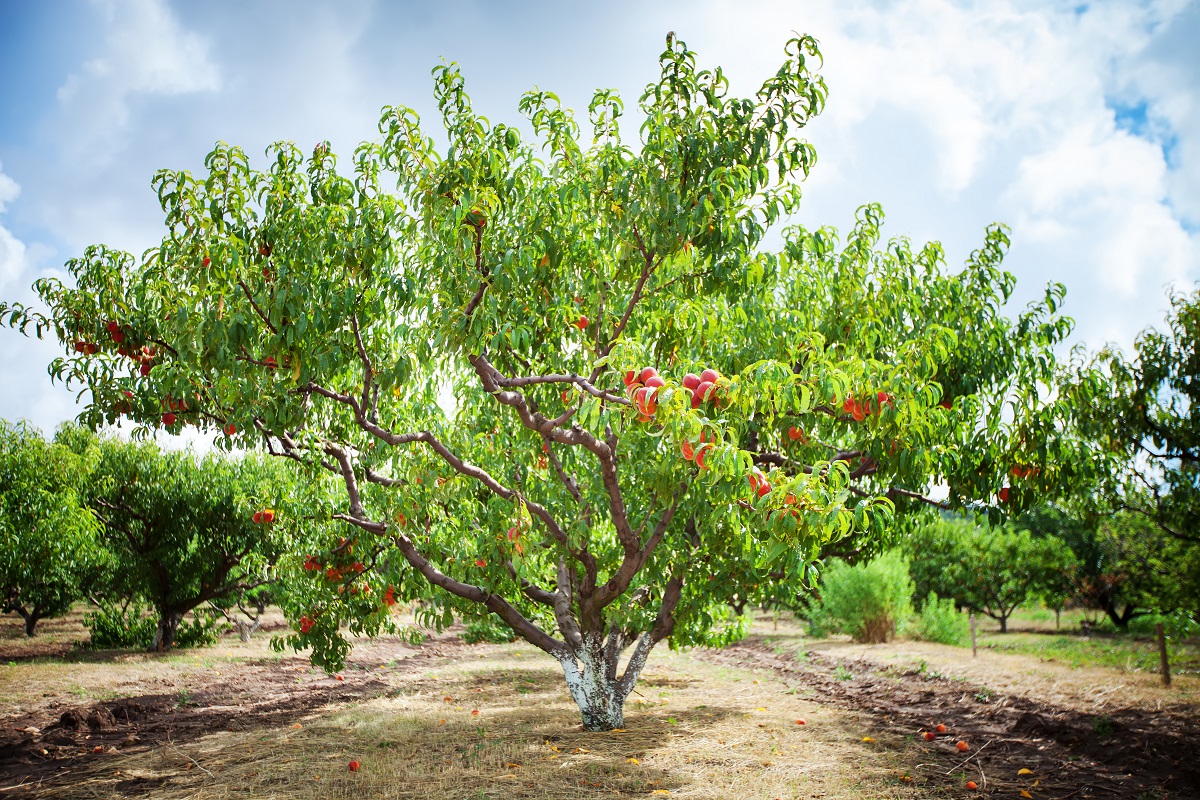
[
  {"xmin": 462, "ymin": 618, "xmax": 518, "ymax": 644},
  {"xmin": 913, "ymin": 592, "xmax": 969, "ymax": 645},
  {"xmin": 83, "ymin": 602, "xmax": 156, "ymax": 649},
  {"xmin": 174, "ymin": 608, "xmax": 222, "ymax": 648},
  {"xmin": 817, "ymin": 551, "xmax": 914, "ymax": 643}
]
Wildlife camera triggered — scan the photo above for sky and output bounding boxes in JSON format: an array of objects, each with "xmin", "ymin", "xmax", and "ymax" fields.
[{"xmin": 1, "ymin": 0, "xmax": 1197, "ymax": 442}]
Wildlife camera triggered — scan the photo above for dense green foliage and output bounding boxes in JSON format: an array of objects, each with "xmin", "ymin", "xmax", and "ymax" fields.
[
  {"xmin": 0, "ymin": 422, "xmax": 106, "ymax": 633},
  {"xmin": 813, "ymin": 550, "xmax": 914, "ymax": 643},
  {"xmin": 85, "ymin": 438, "xmax": 300, "ymax": 649},
  {"xmin": 0, "ymin": 422, "xmax": 106, "ymax": 635},
  {"xmin": 913, "ymin": 591, "xmax": 970, "ymax": 645},
  {"xmin": 906, "ymin": 518, "xmax": 1076, "ymax": 632},
  {"xmin": 1074, "ymin": 289, "xmax": 1200, "ymax": 544},
  {"xmin": 1017, "ymin": 506, "xmax": 1200, "ymax": 628},
  {"xmin": 0, "ymin": 37, "xmax": 1092, "ymax": 728}
]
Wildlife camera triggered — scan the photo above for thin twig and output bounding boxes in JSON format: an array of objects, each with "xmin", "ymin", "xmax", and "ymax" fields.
[
  {"xmin": 943, "ymin": 739, "xmax": 991, "ymax": 775},
  {"xmin": 165, "ymin": 736, "xmax": 215, "ymax": 778}
]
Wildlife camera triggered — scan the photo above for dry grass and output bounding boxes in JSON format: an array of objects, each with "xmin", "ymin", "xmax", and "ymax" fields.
[
  {"xmin": 9, "ymin": 609, "xmax": 1197, "ymax": 798},
  {"xmin": 0, "ymin": 608, "xmax": 293, "ymax": 720},
  {"xmin": 26, "ymin": 643, "xmax": 926, "ymax": 800}
]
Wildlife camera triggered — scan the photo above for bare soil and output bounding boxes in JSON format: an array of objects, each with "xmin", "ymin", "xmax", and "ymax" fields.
[
  {"xmin": 0, "ymin": 633, "xmax": 474, "ymax": 796},
  {"xmin": 698, "ymin": 636, "xmax": 1199, "ymax": 798}
]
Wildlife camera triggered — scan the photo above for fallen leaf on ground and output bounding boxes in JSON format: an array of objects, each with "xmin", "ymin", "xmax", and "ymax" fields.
[
  {"xmin": 1018, "ymin": 768, "xmax": 1035, "ymax": 776},
  {"xmin": 862, "ymin": 737, "xmax": 875, "ymax": 743}
]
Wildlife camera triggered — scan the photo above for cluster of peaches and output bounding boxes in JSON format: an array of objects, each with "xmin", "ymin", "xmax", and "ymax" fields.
[
  {"xmin": 624, "ymin": 366, "xmax": 728, "ymax": 423},
  {"xmin": 842, "ymin": 391, "xmax": 894, "ymax": 421}
]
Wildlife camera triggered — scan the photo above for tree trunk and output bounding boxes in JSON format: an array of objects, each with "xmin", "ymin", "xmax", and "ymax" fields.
[
  {"xmin": 13, "ymin": 605, "xmax": 40, "ymax": 637},
  {"xmin": 557, "ymin": 632, "xmax": 652, "ymax": 731},
  {"xmin": 998, "ymin": 614, "xmax": 1008, "ymax": 633},
  {"xmin": 1103, "ymin": 602, "xmax": 1134, "ymax": 631},
  {"xmin": 152, "ymin": 610, "xmax": 184, "ymax": 651},
  {"xmin": 234, "ymin": 616, "xmax": 262, "ymax": 643}
]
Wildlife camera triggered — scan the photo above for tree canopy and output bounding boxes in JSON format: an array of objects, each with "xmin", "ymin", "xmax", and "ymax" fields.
[
  {"xmin": 0, "ymin": 36, "xmax": 1091, "ymax": 729},
  {"xmin": 0, "ymin": 422, "xmax": 105, "ymax": 636},
  {"xmin": 85, "ymin": 438, "xmax": 301, "ymax": 649},
  {"xmin": 1074, "ymin": 288, "xmax": 1200, "ymax": 544}
]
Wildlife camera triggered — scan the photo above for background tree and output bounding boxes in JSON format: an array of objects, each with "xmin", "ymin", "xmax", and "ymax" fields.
[
  {"xmin": 1074, "ymin": 287, "xmax": 1200, "ymax": 543},
  {"xmin": 909, "ymin": 518, "xmax": 1076, "ymax": 632},
  {"xmin": 0, "ymin": 421, "xmax": 106, "ymax": 636},
  {"xmin": 86, "ymin": 439, "xmax": 299, "ymax": 650},
  {"xmin": 1, "ymin": 37, "xmax": 1089, "ymax": 729}
]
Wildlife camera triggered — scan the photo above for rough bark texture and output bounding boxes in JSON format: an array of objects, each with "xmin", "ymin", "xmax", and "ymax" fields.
[{"xmin": 557, "ymin": 632, "xmax": 652, "ymax": 731}]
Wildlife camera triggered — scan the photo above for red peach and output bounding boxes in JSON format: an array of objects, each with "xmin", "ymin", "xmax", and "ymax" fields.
[
  {"xmin": 682, "ymin": 373, "xmax": 701, "ymax": 390},
  {"xmin": 699, "ymin": 368, "xmax": 719, "ymax": 384}
]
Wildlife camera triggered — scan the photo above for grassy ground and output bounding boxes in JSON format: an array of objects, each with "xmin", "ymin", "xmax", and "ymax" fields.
[{"xmin": 948, "ymin": 608, "xmax": 1200, "ymax": 677}]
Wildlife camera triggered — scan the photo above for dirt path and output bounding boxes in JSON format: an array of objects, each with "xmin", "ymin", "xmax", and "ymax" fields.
[
  {"xmin": 0, "ymin": 634, "xmax": 474, "ymax": 795},
  {"xmin": 696, "ymin": 636, "xmax": 1199, "ymax": 798}
]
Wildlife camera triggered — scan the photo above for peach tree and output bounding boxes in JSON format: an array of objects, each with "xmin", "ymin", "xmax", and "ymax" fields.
[
  {"xmin": 0, "ymin": 421, "xmax": 107, "ymax": 636},
  {"xmin": 84, "ymin": 437, "xmax": 307, "ymax": 650},
  {"xmin": 1, "ymin": 37, "xmax": 1086, "ymax": 728}
]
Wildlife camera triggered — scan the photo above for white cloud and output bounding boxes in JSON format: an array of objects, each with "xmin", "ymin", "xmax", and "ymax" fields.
[
  {"xmin": 55, "ymin": 0, "xmax": 220, "ymax": 165},
  {"xmin": 671, "ymin": 0, "xmax": 1199, "ymax": 350},
  {"xmin": 0, "ymin": 163, "xmax": 24, "ymax": 294}
]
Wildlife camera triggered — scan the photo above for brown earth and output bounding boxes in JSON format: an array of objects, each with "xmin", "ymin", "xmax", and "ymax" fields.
[
  {"xmin": 0, "ymin": 633, "xmax": 475, "ymax": 796},
  {"xmin": 697, "ymin": 636, "xmax": 1199, "ymax": 798},
  {"xmin": 1, "ymin": 623, "xmax": 1196, "ymax": 798}
]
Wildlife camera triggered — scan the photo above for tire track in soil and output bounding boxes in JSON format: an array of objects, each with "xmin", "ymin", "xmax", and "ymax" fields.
[
  {"xmin": 0, "ymin": 634, "xmax": 473, "ymax": 796},
  {"xmin": 696, "ymin": 636, "xmax": 1199, "ymax": 799}
]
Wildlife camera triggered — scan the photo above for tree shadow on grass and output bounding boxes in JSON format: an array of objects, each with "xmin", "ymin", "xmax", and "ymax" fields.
[{"xmin": 1, "ymin": 655, "xmax": 746, "ymax": 799}]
